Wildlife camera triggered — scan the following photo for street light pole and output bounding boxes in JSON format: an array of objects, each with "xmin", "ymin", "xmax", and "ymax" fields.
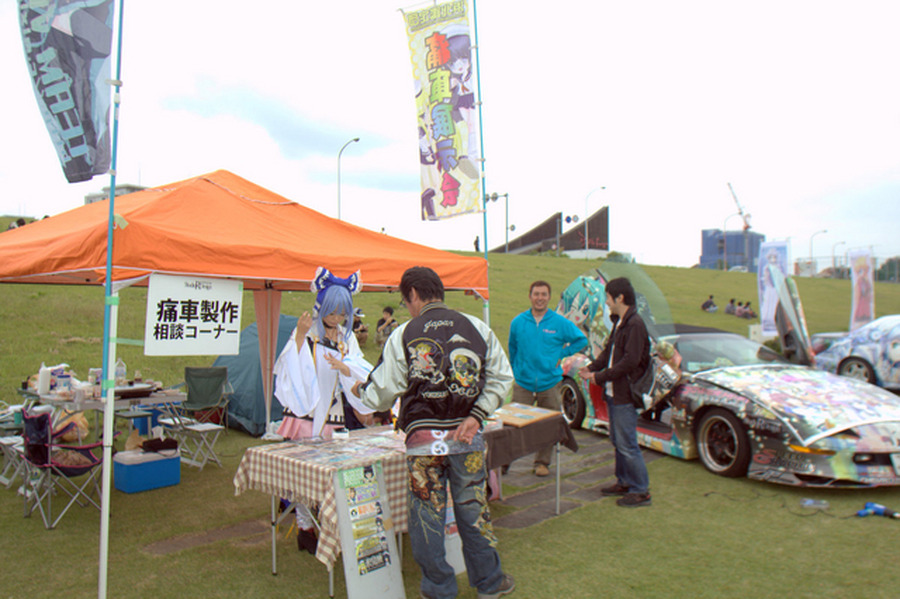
[
  {"xmin": 722, "ymin": 212, "xmax": 740, "ymax": 271},
  {"xmin": 583, "ymin": 186, "xmax": 606, "ymax": 257},
  {"xmin": 488, "ymin": 192, "xmax": 510, "ymax": 252},
  {"xmin": 337, "ymin": 137, "xmax": 360, "ymax": 221},
  {"xmin": 809, "ymin": 229, "xmax": 827, "ymax": 276},
  {"xmin": 832, "ymin": 240, "xmax": 846, "ymax": 278}
]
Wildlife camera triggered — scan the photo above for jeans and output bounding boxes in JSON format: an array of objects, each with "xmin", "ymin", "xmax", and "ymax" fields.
[
  {"xmin": 607, "ymin": 400, "xmax": 649, "ymax": 494},
  {"xmin": 407, "ymin": 451, "xmax": 504, "ymax": 598},
  {"xmin": 512, "ymin": 382, "xmax": 561, "ymax": 466}
]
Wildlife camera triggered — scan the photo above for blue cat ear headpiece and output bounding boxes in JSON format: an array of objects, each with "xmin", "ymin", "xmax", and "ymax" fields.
[{"xmin": 311, "ymin": 267, "xmax": 362, "ymax": 317}]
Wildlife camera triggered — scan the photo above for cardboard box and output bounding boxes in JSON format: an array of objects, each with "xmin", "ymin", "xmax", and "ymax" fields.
[
  {"xmin": 113, "ymin": 449, "xmax": 180, "ymax": 493},
  {"xmin": 492, "ymin": 402, "xmax": 561, "ymax": 428}
]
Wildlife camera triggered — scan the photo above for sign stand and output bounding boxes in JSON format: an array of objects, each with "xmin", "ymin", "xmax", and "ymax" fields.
[{"xmin": 334, "ymin": 462, "xmax": 405, "ymax": 598}]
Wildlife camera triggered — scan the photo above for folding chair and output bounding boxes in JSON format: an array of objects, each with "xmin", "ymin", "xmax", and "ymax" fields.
[
  {"xmin": 21, "ymin": 406, "xmax": 104, "ymax": 529},
  {"xmin": 158, "ymin": 405, "xmax": 224, "ymax": 470},
  {"xmin": 0, "ymin": 436, "xmax": 26, "ymax": 489}
]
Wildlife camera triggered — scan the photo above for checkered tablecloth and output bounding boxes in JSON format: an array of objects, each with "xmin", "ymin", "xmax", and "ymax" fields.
[{"xmin": 234, "ymin": 429, "xmax": 408, "ymax": 568}]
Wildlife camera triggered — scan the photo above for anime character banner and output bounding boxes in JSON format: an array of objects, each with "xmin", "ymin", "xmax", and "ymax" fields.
[
  {"xmin": 757, "ymin": 241, "xmax": 790, "ymax": 337},
  {"xmin": 403, "ymin": 0, "xmax": 481, "ymax": 221},
  {"xmin": 849, "ymin": 248, "xmax": 875, "ymax": 331},
  {"xmin": 18, "ymin": 0, "xmax": 113, "ymax": 183}
]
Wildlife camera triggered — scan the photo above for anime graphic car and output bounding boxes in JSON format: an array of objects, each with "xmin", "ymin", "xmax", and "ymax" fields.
[
  {"xmin": 556, "ymin": 266, "xmax": 900, "ymax": 488},
  {"xmin": 561, "ymin": 329, "xmax": 900, "ymax": 487},
  {"xmin": 811, "ymin": 315, "xmax": 900, "ymax": 390}
]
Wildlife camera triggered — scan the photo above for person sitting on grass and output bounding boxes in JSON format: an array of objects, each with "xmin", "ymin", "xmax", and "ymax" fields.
[{"xmin": 724, "ymin": 298, "xmax": 736, "ymax": 315}]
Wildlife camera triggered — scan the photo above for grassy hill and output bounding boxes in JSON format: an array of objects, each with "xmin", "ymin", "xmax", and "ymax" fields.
[{"xmin": 1, "ymin": 251, "xmax": 899, "ymax": 398}]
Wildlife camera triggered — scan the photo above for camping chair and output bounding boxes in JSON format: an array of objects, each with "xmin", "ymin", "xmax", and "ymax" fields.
[
  {"xmin": 181, "ymin": 366, "xmax": 232, "ymax": 429},
  {"xmin": 157, "ymin": 367, "xmax": 230, "ymax": 470},
  {"xmin": 21, "ymin": 406, "xmax": 104, "ymax": 529}
]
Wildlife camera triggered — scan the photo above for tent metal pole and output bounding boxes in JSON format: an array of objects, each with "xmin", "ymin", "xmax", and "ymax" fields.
[{"xmin": 99, "ymin": 1, "xmax": 126, "ymax": 597}]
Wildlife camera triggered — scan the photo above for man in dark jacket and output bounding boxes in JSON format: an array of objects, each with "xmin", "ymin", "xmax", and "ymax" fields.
[
  {"xmin": 579, "ymin": 277, "xmax": 652, "ymax": 507},
  {"xmin": 355, "ymin": 266, "xmax": 515, "ymax": 599}
]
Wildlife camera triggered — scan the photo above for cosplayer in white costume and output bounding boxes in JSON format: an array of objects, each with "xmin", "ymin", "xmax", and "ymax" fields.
[{"xmin": 273, "ymin": 267, "xmax": 375, "ymax": 552}]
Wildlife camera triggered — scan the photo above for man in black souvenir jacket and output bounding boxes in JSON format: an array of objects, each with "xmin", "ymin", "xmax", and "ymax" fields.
[{"xmin": 354, "ymin": 266, "xmax": 515, "ymax": 599}]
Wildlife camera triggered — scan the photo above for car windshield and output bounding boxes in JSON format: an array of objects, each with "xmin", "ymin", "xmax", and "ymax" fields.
[{"xmin": 665, "ymin": 333, "xmax": 789, "ymax": 374}]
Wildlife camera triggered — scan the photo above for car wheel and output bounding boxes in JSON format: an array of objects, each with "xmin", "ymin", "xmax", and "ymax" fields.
[
  {"xmin": 838, "ymin": 357, "xmax": 876, "ymax": 384},
  {"xmin": 560, "ymin": 377, "xmax": 585, "ymax": 430},
  {"xmin": 696, "ymin": 408, "xmax": 750, "ymax": 477}
]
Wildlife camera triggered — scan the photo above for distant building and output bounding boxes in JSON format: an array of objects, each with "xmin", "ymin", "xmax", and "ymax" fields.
[
  {"xmin": 84, "ymin": 184, "xmax": 146, "ymax": 205},
  {"xmin": 699, "ymin": 229, "xmax": 766, "ymax": 270}
]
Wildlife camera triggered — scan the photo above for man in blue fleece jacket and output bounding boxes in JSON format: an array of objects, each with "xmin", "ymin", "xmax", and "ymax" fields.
[{"xmin": 508, "ymin": 280, "xmax": 588, "ymax": 476}]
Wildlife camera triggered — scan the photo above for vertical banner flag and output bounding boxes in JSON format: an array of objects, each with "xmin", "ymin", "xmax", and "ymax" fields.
[
  {"xmin": 18, "ymin": 0, "xmax": 113, "ymax": 183},
  {"xmin": 757, "ymin": 240, "xmax": 790, "ymax": 337},
  {"xmin": 849, "ymin": 248, "xmax": 875, "ymax": 331},
  {"xmin": 404, "ymin": 0, "xmax": 481, "ymax": 221}
]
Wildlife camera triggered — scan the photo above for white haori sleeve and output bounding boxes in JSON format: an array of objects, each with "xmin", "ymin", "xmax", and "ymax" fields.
[
  {"xmin": 340, "ymin": 353, "xmax": 375, "ymax": 415},
  {"xmin": 311, "ymin": 348, "xmax": 340, "ymax": 436},
  {"xmin": 273, "ymin": 334, "xmax": 321, "ymax": 419}
]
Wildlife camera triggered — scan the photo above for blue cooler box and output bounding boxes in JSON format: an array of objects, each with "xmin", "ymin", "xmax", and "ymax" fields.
[{"xmin": 114, "ymin": 449, "xmax": 180, "ymax": 493}]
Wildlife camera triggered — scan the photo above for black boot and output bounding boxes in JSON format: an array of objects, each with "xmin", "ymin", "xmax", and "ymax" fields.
[{"xmin": 297, "ymin": 527, "xmax": 318, "ymax": 555}]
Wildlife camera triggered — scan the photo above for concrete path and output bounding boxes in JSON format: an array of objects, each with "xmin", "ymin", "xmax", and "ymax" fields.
[{"xmin": 491, "ymin": 429, "xmax": 662, "ymax": 529}]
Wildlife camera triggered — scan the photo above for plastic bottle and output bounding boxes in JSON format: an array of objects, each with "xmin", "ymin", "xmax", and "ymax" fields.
[
  {"xmin": 115, "ymin": 358, "xmax": 127, "ymax": 386},
  {"xmin": 37, "ymin": 363, "xmax": 51, "ymax": 395}
]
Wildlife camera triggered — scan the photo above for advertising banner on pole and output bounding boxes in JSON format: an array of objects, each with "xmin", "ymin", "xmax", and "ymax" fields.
[
  {"xmin": 849, "ymin": 248, "xmax": 875, "ymax": 331},
  {"xmin": 757, "ymin": 241, "xmax": 790, "ymax": 337},
  {"xmin": 404, "ymin": 0, "xmax": 481, "ymax": 221},
  {"xmin": 144, "ymin": 274, "xmax": 243, "ymax": 356},
  {"xmin": 18, "ymin": 0, "xmax": 113, "ymax": 183}
]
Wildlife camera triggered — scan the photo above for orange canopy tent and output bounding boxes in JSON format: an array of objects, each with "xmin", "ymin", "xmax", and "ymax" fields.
[
  {"xmin": 0, "ymin": 169, "xmax": 489, "ymax": 432},
  {"xmin": 0, "ymin": 169, "xmax": 488, "ymax": 294}
]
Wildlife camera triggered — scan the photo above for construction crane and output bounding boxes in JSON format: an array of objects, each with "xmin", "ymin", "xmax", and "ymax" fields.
[
  {"xmin": 727, "ymin": 182, "xmax": 751, "ymax": 231},
  {"xmin": 726, "ymin": 182, "xmax": 751, "ymax": 269}
]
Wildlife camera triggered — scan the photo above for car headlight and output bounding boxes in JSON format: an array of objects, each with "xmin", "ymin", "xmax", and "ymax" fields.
[{"xmin": 787, "ymin": 443, "xmax": 836, "ymax": 456}]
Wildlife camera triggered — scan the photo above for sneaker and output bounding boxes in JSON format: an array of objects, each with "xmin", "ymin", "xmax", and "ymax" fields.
[
  {"xmin": 533, "ymin": 463, "xmax": 550, "ymax": 477},
  {"xmin": 478, "ymin": 574, "xmax": 516, "ymax": 598},
  {"xmin": 616, "ymin": 492, "xmax": 651, "ymax": 507},
  {"xmin": 600, "ymin": 482, "xmax": 629, "ymax": 496}
]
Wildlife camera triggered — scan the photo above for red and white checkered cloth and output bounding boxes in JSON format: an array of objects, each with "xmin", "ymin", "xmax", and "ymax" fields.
[{"xmin": 234, "ymin": 429, "xmax": 408, "ymax": 567}]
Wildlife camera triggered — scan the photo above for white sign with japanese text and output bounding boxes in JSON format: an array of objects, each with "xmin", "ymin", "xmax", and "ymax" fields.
[{"xmin": 144, "ymin": 274, "xmax": 242, "ymax": 356}]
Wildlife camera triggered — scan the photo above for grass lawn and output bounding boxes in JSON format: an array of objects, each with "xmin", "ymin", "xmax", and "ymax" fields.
[{"xmin": 2, "ymin": 252, "xmax": 900, "ymax": 598}]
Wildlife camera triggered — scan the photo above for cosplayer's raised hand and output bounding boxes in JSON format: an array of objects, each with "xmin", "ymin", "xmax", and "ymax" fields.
[{"xmin": 295, "ymin": 312, "xmax": 313, "ymax": 344}]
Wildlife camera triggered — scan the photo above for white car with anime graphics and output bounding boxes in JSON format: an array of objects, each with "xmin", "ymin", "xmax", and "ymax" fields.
[
  {"xmin": 557, "ymin": 265, "xmax": 900, "ymax": 487},
  {"xmin": 812, "ymin": 315, "xmax": 900, "ymax": 390}
]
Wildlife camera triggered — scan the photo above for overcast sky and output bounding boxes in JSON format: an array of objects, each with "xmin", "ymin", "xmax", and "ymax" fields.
[{"xmin": 3, "ymin": 0, "xmax": 898, "ymax": 269}]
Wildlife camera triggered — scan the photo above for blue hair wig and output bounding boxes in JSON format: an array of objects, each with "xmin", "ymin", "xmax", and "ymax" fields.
[{"xmin": 315, "ymin": 284, "xmax": 354, "ymax": 342}]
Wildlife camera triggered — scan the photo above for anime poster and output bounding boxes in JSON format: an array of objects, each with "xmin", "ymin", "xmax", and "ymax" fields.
[
  {"xmin": 849, "ymin": 248, "xmax": 875, "ymax": 331},
  {"xmin": 18, "ymin": 0, "xmax": 113, "ymax": 183},
  {"xmin": 341, "ymin": 465, "xmax": 391, "ymax": 576},
  {"xmin": 404, "ymin": 0, "xmax": 481, "ymax": 220},
  {"xmin": 757, "ymin": 241, "xmax": 790, "ymax": 337}
]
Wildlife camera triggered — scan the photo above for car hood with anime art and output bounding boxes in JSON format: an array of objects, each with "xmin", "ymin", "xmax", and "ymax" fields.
[{"xmin": 696, "ymin": 364, "xmax": 900, "ymax": 447}]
